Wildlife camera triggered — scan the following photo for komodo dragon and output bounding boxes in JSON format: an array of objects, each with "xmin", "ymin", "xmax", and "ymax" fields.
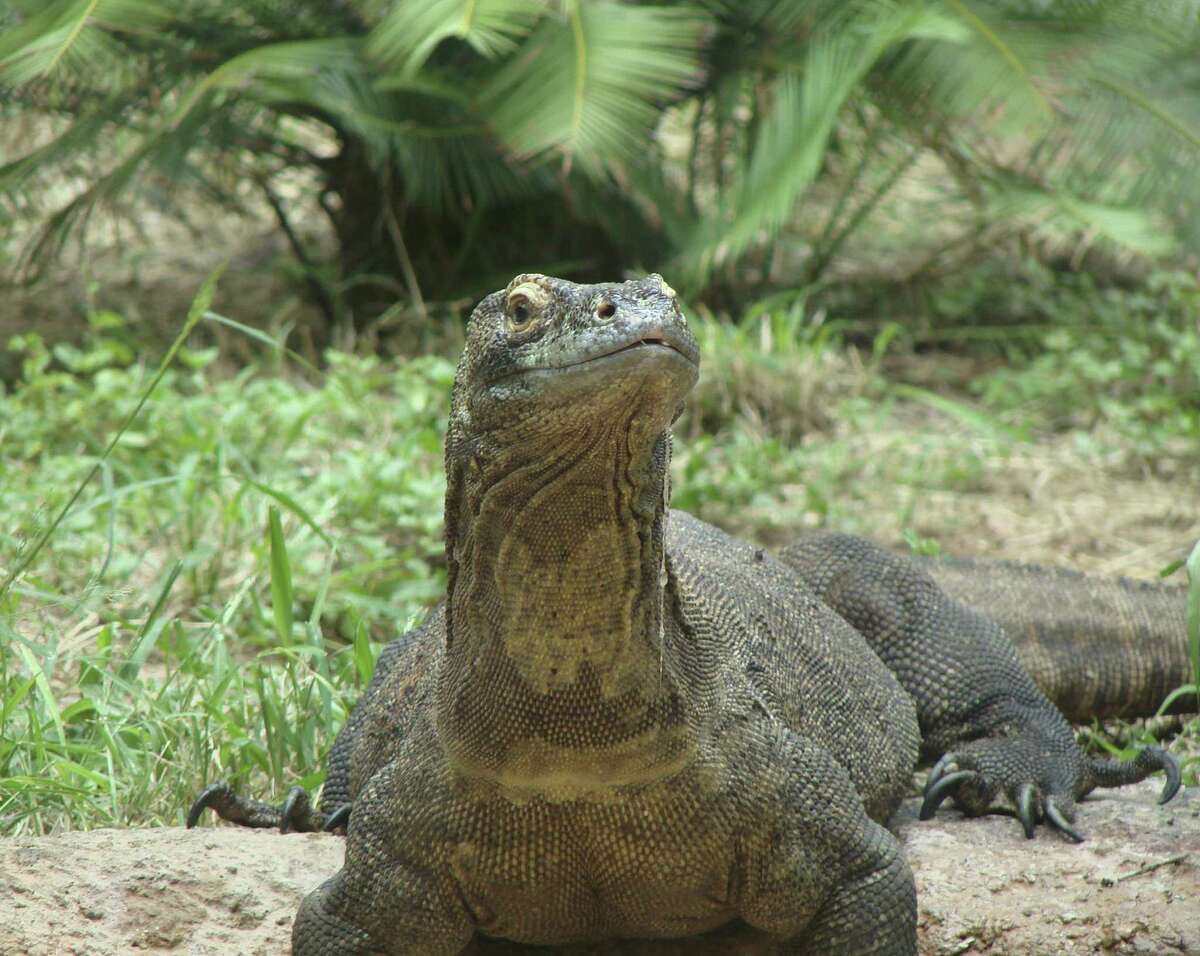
[{"xmin": 188, "ymin": 274, "xmax": 1185, "ymax": 956}]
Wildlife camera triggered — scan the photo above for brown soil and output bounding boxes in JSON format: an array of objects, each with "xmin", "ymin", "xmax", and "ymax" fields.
[{"xmin": 2, "ymin": 781, "xmax": 1195, "ymax": 956}]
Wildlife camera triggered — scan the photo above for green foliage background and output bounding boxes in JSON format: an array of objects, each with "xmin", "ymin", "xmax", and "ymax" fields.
[
  {"xmin": 4, "ymin": 0, "xmax": 1200, "ymax": 324},
  {"xmin": 1, "ymin": 1, "xmax": 1199, "ymax": 834}
]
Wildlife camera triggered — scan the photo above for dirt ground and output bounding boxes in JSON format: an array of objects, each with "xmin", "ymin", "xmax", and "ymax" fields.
[{"xmin": 1, "ymin": 780, "xmax": 1195, "ymax": 956}]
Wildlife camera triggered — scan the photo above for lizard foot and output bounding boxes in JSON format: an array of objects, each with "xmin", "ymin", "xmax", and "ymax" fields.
[
  {"xmin": 920, "ymin": 748, "xmax": 1084, "ymax": 842},
  {"xmin": 920, "ymin": 741, "xmax": 1181, "ymax": 842},
  {"xmin": 186, "ymin": 781, "xmax": 345, "ymax": 833}
]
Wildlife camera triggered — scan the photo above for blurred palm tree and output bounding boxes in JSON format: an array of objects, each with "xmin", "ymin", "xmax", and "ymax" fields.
[{"xmin": 2, "ymin": 0, "xmax": 1199, "ymax": 329}]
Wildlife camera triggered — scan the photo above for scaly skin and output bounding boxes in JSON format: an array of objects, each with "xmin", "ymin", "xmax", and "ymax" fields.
[
  {"xmin": 188, "ymin": 274, "xmax": 1182, "ymax": 956},
  {"xmin": 919, "ymin": 556, "xmax": 1192, "ymax": 721}
]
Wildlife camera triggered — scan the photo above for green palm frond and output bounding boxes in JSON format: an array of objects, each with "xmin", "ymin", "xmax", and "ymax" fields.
[
  {"xmin": 941, "ymin": 0, "xmax": 1052, "ymax": 121},
  {"xmin": 1094, "ymin": 76, "xmax": 1200, "ymax": 152},
  {"xmin": 681, "ymin": 2, "xmax": 932, "ymax": 279},
  {"xmin": 873, "ymin": 7, "xmax": 1060, "ymax": 142},
  {"xmin": 4, "ymin": 0, "xmax": 1200, "ymax": 302},
  {"xmin": 986, "ymin": 181, "xmax": 1177, "ymax": 258},
  {"xmin": 168, "ymin": 37, "xmax": 366, "ymax": 127},
  {"xmin": 0, "ymin": 0, "xmax": 171, "ymax": 85},
  {"xmin": 368, "ymin": 0, "xmax": 546, "ymax": 76},
  {"xmin": 689, "ymin": 0, "xmax": 1200, "ymax": 278},
  {"xmin": 17, "ymin": 126, "xmax": 176, "ymax": 275},
  {"xmin": 482, "ymin": 2, "xmax": 704, "ymax": 169},
  {"xmin": 0, "ymin": 106, "xmax": 120, "ymax": 197},
  {"xmin": 876, "ymin": 0, "xmax": 1200, "ymax": 259},
  {"xmin": 290, "ymin": 66, "xmax": 533, "ymax": 211},
  {"xmin": 694, "ymin": 0, "xmax": 847, "ymax": 36}
]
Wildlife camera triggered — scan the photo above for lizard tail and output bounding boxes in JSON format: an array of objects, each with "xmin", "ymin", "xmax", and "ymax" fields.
[{"xmin": 921, "ymin": 556, "xmax": 1191, "ymax": 721}]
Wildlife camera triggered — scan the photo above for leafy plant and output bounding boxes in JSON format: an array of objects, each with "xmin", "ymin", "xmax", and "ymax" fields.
[
  {"xmin": 3, "ymin": 1, "xmax": 1200, "ymax": 328},
  {"xmin": 972, "ymin": 269, "xmax": 1200, "ymax": 455}
]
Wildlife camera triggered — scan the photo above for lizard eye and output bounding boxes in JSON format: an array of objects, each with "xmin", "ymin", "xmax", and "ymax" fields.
[
  {"xmin": 596, "ymin": 300, "xmax": 616, "ymax": 320},
  {"xmin": 504, "ymin": 280, "xmax": 551, "ymax": 335},
  {"xmin": 506, "ymin": 293, "xmax": 537, "ymax": 333}
]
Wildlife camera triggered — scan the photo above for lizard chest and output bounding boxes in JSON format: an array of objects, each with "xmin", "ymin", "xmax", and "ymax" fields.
[{"xmin": 447, "ymin": 797, "xmax": 738, "ymax": 945}]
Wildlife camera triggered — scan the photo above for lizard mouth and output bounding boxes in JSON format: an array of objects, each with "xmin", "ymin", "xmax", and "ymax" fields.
[
  {"xmin": 489, "ymin": 335, "xmax": 699, "ymax": 387},
  {"xmin": 562, "ymin": 336, "xmax": 695, "ymax": 368}
]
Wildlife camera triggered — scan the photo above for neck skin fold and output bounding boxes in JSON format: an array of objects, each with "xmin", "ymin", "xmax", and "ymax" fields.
[{"xmin": 435, "ymin": 412, "xmax": 692, "ymax": 796}]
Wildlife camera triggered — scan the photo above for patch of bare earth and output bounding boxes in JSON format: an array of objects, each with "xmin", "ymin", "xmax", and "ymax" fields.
[
  {"xmin": 1, "ymin": 781, "xmax": 1195, "ymax": 956},
  {"xmin": 748, "ymin": 406, "xmax": 1200, "ymax": 581}
]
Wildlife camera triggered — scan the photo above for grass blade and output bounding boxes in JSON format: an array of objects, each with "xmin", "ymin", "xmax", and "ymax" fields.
[
  {"xmin": 203, "ymin": 310, "xmax": 322, "ymax": 379},
  {"xmin": 268, "ymin": 506, "xmax": 295, "ymax": 646},
  {"xmin": 353, "ymin": 622, "xmax": 377, "ymax": 687},
  {"xmin": 119, "ymin": 560, "xmax": 182, "ymax": 681},
  {"xmin": 15, "ymin": 644, "xmax": 64, "ymax": 745},
  {"xmin": 891, "ymin": 383, "xmax": 1020, "ymax": 442},
  {"xmin": 243, "ymin": 478, "xmax": 334, "ymax": 548}
]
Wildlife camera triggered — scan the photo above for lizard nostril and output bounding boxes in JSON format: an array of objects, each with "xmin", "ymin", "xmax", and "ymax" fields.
[{"xmin": 597, "ymin": 301, "xmax": 616, "ymax": 320}]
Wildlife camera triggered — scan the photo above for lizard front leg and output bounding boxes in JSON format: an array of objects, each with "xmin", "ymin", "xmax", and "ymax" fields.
[
  {"xmin": 293, "ymin": 757, "xmax": 474, "ymax": 956},
  {"xmin": 738, "ymin": 731, "xmax": 917, "ymax": 956},
  {"xmin": 187, "ymin": 780, "xmax": 350, "ymax": 833},
  {"xmin": 293, "ymin": 867, "xmax": 471, "ymax": 956}
]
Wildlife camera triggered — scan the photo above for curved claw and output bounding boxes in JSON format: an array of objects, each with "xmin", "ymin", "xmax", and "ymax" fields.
[
  {"xmin": 323, "ymin": 802, "xmax": 352, "ymax": 832},
  {"xmin": 920, "ymin": 770, "xmax": 976, "ymax": 821},
  {"xmin": 280, "ymin": 786, "xmax": 310, "ymax": 835},
  {"xmin": 926, "ymin": 754, "xmax": 957, "ymax": 790},
  {"xmin": 1158, "ymin": 751, "xmax": 1182, "ymax": 805},
  {"xmin": 1044, "ymin": 799, "xmax": 1083, "ymax": 843},
  {"xmin": 1015, "ymin": 783, "xmax": 1037, "ymax": 840},
  {"xmin": 186, "ymin": 782, "xmax": 227, "ymax": 829}
]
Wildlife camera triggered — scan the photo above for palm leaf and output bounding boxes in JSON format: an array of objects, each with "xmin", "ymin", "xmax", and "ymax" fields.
[
  {"xmin": 986, "ymin": 181, "xmax": 1177, "ymax": 258},
  {"xmin": 1094, "ymin": 76, "xmax": 1200, "ymax": 151},
  {"xmin": 941, "ymin": 0, "xmax": 1051, "ymax": 120},
  {"xmin": 164, "ymin": 30, "xmax": 532, "ymax": 213},
  {"xmin": 286, "ymin": 67, "xmax": 531, "ymax": 211},
  {"xmin": 684, "ymin": 0, "xmax": 1200, "ymax": 283},
  {"xmin": 873, "ymin": 5, "xmax": 1058, "ymax": 141},
  {"xmin": 0, "ymin": 0, "xmax": 170, "ymax": 84},
  {"xmin": 482, "ymin": 1, "xmax": 703, "ymax": 170},
  {"xmin": 168, "ymin": 37, "xmax": 367, "ymax": 128},
  {"xmin": 0, "ymin": 107, "xmax": 119, "ymax": 196},
  {"xmin": 924, "ymin": 3, "xmax": 1200, "ymax": 250},
  {"xmin": 18, "ymin": 134, "xmax": 163, "ymax": 275},
  {"xmin": 368, "ymin": 0, "xmax": 546, "ymax": 76},
  {"xmin": 681, "ymin": 3, "xmax": 932, "ymax": 279},
  {"xmin": 693, "ymin": 0, "xmax": 848, "ymax": 36},
  {"xmin": 6, "ymin": 0, "xmax": 1200, "ymax": 297}
]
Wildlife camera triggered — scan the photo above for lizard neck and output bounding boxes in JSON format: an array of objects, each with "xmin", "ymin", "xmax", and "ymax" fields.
[{"xmin": 436, "ymin": 418, "xmax": 692, "ymax": 797}]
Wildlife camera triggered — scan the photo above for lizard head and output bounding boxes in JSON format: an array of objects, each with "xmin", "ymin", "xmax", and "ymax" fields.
[{"xmin": 449, "ymin": 272, "xmax": 700, "ymax": 442}]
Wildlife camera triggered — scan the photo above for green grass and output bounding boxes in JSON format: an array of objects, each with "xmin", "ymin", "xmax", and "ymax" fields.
[
  {"xmin": 1, "ymin": 276, "xmax": 1198, "ymax": 835},
  {"xmin": 970, "ymin": 270, "xmax": 1200, "ymax": 458},
  {"xmin": 1, "ymin": 296, "xmax": 452, "ymax": 832}
]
